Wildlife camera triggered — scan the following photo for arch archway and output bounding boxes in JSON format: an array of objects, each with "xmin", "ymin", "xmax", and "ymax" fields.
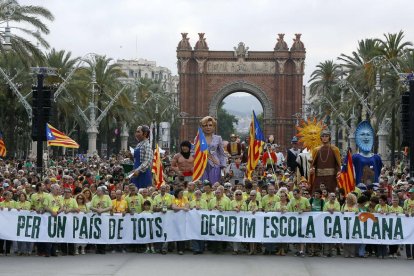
[
  {"xmin": 177, "ymin": 33, "xmax": 306, "ymax": 149},
  {"xmin": 208, "ymin": 81, "xmax": 273, "ymax": 120}
]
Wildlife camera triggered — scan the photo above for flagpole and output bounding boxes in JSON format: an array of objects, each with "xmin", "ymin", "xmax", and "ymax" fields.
[{"xmin": 265, "ymin": 146, "xmax": 276, "ymax": 176}]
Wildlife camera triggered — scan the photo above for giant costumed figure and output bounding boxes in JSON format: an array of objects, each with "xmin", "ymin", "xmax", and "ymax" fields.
[
  {"xmin": 352, "ymin": 121, "xmax": 383, "ymax": 185},
  {"xmin": 295, "ymin": 118, "xmax": 325, "ymax": 180},
  {"xmin": 310, "ymin": 129, "xmax": 342, "ymax": 193}
]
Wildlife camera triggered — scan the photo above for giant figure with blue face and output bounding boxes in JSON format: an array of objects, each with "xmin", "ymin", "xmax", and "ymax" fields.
[{"xmin": 352, "ymin": 121, "xmax": 383, "ymax": 185}]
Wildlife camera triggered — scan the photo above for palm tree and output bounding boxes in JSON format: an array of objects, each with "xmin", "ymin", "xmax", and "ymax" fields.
[
  {"xmin": 338, "ymin": 39, "xmax": 382, "ymax": 122},
  {"xmin": 375, "ymin": 31, "xmax": 413, "ymax": 166},
  {"xmin": 0, "ymin": 52, "xmax": 32, "ymax": 156},
  {"xmin": 309, "ymin": 60, "xmax": 340, "ymax": 99},
  {"xmin": 0, "ymin": 0, "xmax": 54, "ymax": 65}
]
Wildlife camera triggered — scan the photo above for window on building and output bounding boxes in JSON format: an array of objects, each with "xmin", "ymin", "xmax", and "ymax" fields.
[
  {"xmin": 129, "ymin": 70, "xmax": 134, "ymax": 78},
  {"xmin": 145, "ymin": 73, "xmax": 148, "ymax": 79}
]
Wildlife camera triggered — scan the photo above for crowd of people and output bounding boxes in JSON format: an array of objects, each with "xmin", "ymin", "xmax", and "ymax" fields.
[{"xmin": 0, "ymin": 117, "xmax": 413, "ymax": 260}]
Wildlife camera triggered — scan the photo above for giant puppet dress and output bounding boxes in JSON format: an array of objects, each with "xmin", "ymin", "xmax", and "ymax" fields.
[
  {"xmin": 201, "ymin": 135, "xmax": 227, "ymax": 184},
  {"xmin": 311, "ymin": 144, "xmax": 342, "ymax": 193},
  {"xmin": 131, "ymin": 139, "xmax": 153, "ymax": 188},
  {"xmin": 352, "ymin": 121, "xmax": 383, "ymax": 185}
]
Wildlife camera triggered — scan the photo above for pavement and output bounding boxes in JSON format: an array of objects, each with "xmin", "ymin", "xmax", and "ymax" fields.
[{"xmin": 0, "ymin": 251, "xmax": 413, "ymax": 276}]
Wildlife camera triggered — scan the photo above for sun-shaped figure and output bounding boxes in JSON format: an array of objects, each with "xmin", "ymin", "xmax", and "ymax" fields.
[{"xmin": 296, "ymin": 118, "xmax": 326, "ymax": 151}]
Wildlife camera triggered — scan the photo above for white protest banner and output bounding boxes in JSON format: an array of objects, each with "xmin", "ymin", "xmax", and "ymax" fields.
[{"xmin": 0, "ymin": 210, "xmax": 412, "ymax": 244}]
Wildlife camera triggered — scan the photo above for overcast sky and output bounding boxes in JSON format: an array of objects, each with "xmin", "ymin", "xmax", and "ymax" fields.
[{"xmin": 20, "ymin": 0, "xmax": 414, "ymax": 83}]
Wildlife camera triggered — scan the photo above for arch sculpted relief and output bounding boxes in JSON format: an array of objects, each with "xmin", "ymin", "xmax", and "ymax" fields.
[{"xmin": 206, "ymin": 60, "xmax": 276, "ymax": 74}]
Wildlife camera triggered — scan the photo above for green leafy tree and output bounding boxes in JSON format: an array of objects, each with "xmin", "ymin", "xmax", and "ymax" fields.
[
  {"xmin": 0, "ymin": 0, "xmax": 54, "ymax": 65},
  {"xmin": 217, "ymin": 102, "xmax": 238, "ymax": 140}
]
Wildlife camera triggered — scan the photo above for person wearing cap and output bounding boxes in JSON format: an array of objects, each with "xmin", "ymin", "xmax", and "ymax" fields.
[
  {"xmin": 309, "ymin": 129, "xmax": 341, "ymax": 193},
  {"xmin": 226, "ymin": 133, "xmax": 244, "ymax": 161},
  {"xmin": 171, "ymin": 141, "xmax": 194, "ymax": 182},
  {"xmin": 287, "ymin": 136, "xmax": 300, "ymax": 173}
]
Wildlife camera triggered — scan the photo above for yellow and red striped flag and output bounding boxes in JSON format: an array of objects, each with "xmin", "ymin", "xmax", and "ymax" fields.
[
  {"xmin": 245, "ymin": 111, "xmax": 265, "ymax": 180},
  {"xmin": 0, "ymin": 131, "xmax": 7, "ymax": 157},
  {"xmin": 338, "ymin": 148, "xmax": 355, "ymax": 195},
  {"xmin": 152, "ymin": 144, "xmax": 164, "ymax": 189},
  {"xmin": 46, "ymin": 123, "xmax": 79, "ymax": 148},
  {"xmin": 192, "ymin": 127, "xmax": 209, "ymax": 181}
]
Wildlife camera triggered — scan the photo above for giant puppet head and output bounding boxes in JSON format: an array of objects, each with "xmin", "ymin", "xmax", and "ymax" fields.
[
  {"xmin": 296, "ymin": 117, "xmax": 326, "ymax": 151},
  {"xmin": 355, "ymin": 121, "xmax": 374, "ymax": 154}
]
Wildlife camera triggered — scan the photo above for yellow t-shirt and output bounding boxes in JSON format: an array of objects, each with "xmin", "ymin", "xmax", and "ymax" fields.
[
  {"xmin": 0, "ymin": 200, "xmax": 16, "ymax": 209},
  {"xmin": 46, "ymin": 195, "xmax": 63, "ymax": 212},
  {"xmin": 208, "ymin": 197, "xmax": 230, "ymax": 211},
  {"xmin": 190, "ymin": 199, "xmax": 208, "ymax": 210},
  {"xmin": 125, "ymin": 194, "xmax": 144, "ymax": 213},
  {"xmin": 288, "ymin": 196, "xmax": 310, "ymax": 212},
  {"xmin": 261, "ymin": 195, "xmax": 278, "ymax": 211},
  {"xmin": 388, "ymin": 205, "xmax": 403, "ymax": 214},
  {"xmin": 91, "ymin": 195, "xmax": 112, "ymax": 212},
  {"xmin": 323, "ymin": 201, "xmax": 341, "ymax": 212},
  {"xmin": 30, "ymin": 192, "xmax": 51, "ymax": 211},
  {"xmin": 201, "ymin": 192, "xmax": 214, "ymax": 203},
  {"xmin": 230, "ymin": 200, "xmax": 248, "ymax": 211},
  {"xmin": 62, "ymin": 198, "xmax": 79, "ymax": 211},
  {"xmin": 403, "ymin": 199, "xmax": 414, "ymax": 214},
  {"xmin": 173, "ymin": 197, "xmax": 189, "ymax": 207},
  {"xmin": 275, "ymin": 201, "xmax": 289, "ymax": 212},
  {"xmin": 15, "ymin": 201, "xmax": 31, "ymax": 210},
  {"xmin": 112, "ymin": 199, "xmax": 128, "ymax": 213}
]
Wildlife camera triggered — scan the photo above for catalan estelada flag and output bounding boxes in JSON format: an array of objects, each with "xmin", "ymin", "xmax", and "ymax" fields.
[
  {"xmin": 192, "ymin": 127, "xmax": 209, "ymax": 181},
  {"xmin": 338, "ymin": 148, "xmax": 355, "ymax": 195},
  {"xmin": 0, "ymin": 131, "xmax": 7, "ymax": 157},
  {"xmin": 46, "ymin": 123, "xmax": 79, "ymax": 148},
  {"xmin": 245, "ymin": 111, "xmax": 265, "ymax": 180},
  {"xmin": 152, "ymin": 144, "xmax": 164, "ymax": 189}
]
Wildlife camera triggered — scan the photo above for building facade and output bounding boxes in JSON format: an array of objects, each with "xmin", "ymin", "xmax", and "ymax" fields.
[{"xmin": 117, "ymin": 58, "xmax": 179, "ymax": 150}]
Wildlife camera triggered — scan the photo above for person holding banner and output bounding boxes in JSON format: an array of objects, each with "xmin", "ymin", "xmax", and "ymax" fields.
[
  {"xmin": 0, "ymin": 191, "xmax": 14, "ymax": 256},
  {"xmin": 288, "ymin": 189, "xmax": 310, "ymax": 257},
  {"xmin": 131, "ymin": 125, "xmax": 153, "ymax": 189},
  {"xmin": 90, "ymin": 186, "xmax": 112, "ymax": 254},
  {"xmin": 404, "ymin": 188, "xmax": 414, "ymax": 259},
  {"xmin": 172, "ymin": 189, "xmax": 190, "ymax": 255},
  {"xmin": 190, "ymin": 190, "xmax": 208, "ymax": 255},
  {"xmin": 199, "ymin": 116, "xmax": 227, "ymax": 184}
]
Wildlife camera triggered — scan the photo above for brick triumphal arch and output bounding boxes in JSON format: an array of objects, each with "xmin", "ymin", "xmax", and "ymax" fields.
[{"xmin": 177, "ymin": 33, "xmax": 306, "ymax": 149}]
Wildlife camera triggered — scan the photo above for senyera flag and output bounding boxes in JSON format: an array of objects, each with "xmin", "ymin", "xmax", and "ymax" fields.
[
  {"xmin": 193, "ymin": 127, "xmax": 209, "ymax": 181},
  {"xmin": 245, "ymin": 111, "xmax": 265, "ymax": 180},
  {"xmin": 0, "ymin": 131, "xmax": 7, "ymax": 157},
  {"xmin": 338, "ymin": 148, "xmax": 355, "ymax": 195},
  {"xmin": 152, "ymin": 144, "xmax": 165, "ymax": 189},
  {"xmin": 46, "ymin": 123, "xmax": 79, "ymax": 148}
]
